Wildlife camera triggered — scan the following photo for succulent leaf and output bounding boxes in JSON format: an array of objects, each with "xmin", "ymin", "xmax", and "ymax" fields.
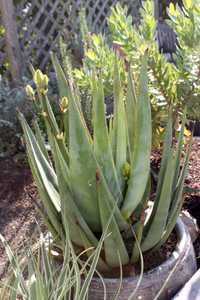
[{"xmin": 121, "ymin": 52, "xmax": 152, "ymax": 219}]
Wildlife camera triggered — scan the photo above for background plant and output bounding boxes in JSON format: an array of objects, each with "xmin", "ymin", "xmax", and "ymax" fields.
[
  {"xmin": 73, "ymin": 0, "xmax": 200, "ymax": 146},
  {"xmin": 108, "ymin": 0, "xmax": 200, "ymax": 121},
  {"xmin": 167, "ymin": 0, "xmax": 200, "ymax": 120}
]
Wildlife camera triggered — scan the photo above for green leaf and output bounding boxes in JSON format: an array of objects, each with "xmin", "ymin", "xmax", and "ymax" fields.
[
  {"xmin": 92, "ymin": 73, "xmax": 123, "ymax": 204},
  {"xmin": 153, "ymin": 139, "xmax": 192, "ymax": 251},
  {"xmin": 121, "ymin": 52, "xmax": 152, "ymax": 219},
  {"xmin": 51, "ymin": 53, "xmax": 71, "ymax": 99},
  {"xmin": 19, "ymin": 113, "xmax": 59, "ymax": 210},
  {"xmin": 60, "ymin": 76, "xmax": 128, "ymax": 232},
  {"xmin": 19, "ymin": 113, "xmax": 64, "ymax": 240},
  {"xmin": 33, "ymin": 120, "xmax": 50, "ymax": 164},
  {"xmin": 97, "ymin": 176, "xmax": 129, "ymax": 267},
  {"xmin": 153, "ymin": 115, "xmax": 173, "ymax": 208},
  {"xmin": 131, "ymin": 176, "xmax": 151, "ymax": 262},
  {"xmin": 52, "ymin": 138, "xmax": 100, "ymax": 248},
  {"xmin": 142, "ymin": 150, "xmax": 175, "ymax": 251},
  {"xmin": 112, "ymin": 57, "xmax": 127, "ymax": 189},
  {"xmin": 68, "ymin": 80, "xmax": 101, "ymax": 231},
  {"xmin": 126, "ymin": 68, "xmax": 137, "ymax": 161},
  {"xmin": 172, "ymin": 111, "xmax": 186, "ymax": 192}
]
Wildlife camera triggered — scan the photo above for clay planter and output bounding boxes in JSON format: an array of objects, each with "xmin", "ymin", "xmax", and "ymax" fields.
[{"xmin": 87, "ymin": 218, "xmax": 197, "ymax": 300}]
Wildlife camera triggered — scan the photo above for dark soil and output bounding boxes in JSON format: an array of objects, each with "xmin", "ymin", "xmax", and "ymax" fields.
[
  {"xmin": 141, "ymin": 231, "xmax": 177, "ymax": 273},
  {"xmin": 0, "ymin": 157, "xmax": 39, "ymax": 279},
  {"xmin": 183, "ymin": 137, "xmax": 200, "ymax": 267},
  {"xmin": 0, "ymin": 138, "xmax": 199, "ymax": 280}
]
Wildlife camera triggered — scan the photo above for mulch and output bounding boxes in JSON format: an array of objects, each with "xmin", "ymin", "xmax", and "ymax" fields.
[{"xmin": 0, "ymin": 138, "xmax": 199, "ymax": 280}]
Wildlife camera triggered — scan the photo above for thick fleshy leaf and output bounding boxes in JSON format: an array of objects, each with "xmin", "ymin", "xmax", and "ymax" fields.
[
  {"xmin": 51, "ymin": 54, "xmax": 71, "ymax": 99},
  {"xmin": 52, "ymin": 138, "xmax": 100, "ymax": 248},
  {"xmin": 153, "ymin": 138, "xmax": 192, "ymax": 250},
  {"xmin": 157, "ymin": 117, "xmax": 172, "ymax": 193},
  {"xmin": 68, "ymin": 80, "xmax": 101, "ymax": 231},
  {"xmin": 19, "ymin": 113, "xmax": 64, "ymax": 240},
  {"xmin": 126, "ymin": 68, "xmax": 137, "ymax": 162},
  {"xmin": 141, "ymin": 150, "xmax": 175, "ymax": 251},
  {"xmin": 112, "ymin": 57, "xmax": 127, "ymax": 188},
  {"xmin": 121, "ymin": 53, "xmax": 152, "ymax": 219},
  {"xmin": 52, "ymin": 53, "xmax": 82, "ymax": 111},
  {"xmin": 68, "ymin": 77, "xmax": 128, "ymax": 232},
  {"xmin": 51, "ymin": 54, "xmax": 71, "ymax": 145},
  {"xmin": 37, "ymin": 92, "xmax": 69, "ymax": 165},
  {"xmin": 172, "ymin": 111, "xmax": 186, "ymax": 192},
  {"xmin": 97, "ymin": 176, "xmax": 129, "ymax": 267},
  {"xmin": 33, "ymin": 120, "xmax": 50, "ymax": 164},
  {"xmin": 39, "ymin": 93, "xmax": 60, "ymax": 136},
  {"xmin": 131, "ymin": 176, "xmax": 151, "ymax": 262},
  {"xmin": 142, "ymin": 116, "xmax": 173, "ymax": 236},
  {"xmin": 92, "ymin": 74, "xmax": 122, "ymax": 204},
  {"xmin": 19, "ymin": 113, "xmax": 59, "ymax": 210}
]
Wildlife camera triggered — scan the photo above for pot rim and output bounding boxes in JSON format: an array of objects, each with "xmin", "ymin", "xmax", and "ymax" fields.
[{"xmin": 94, "ymin": 217, "xmax": 192, "ymax": 282}]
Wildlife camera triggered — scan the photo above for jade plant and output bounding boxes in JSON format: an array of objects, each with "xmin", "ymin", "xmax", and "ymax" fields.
[{"xmin": 19, "ymin": 51, "xmax": 191, "ymax": 273}]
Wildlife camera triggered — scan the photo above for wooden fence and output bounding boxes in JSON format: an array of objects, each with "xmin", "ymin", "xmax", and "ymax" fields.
[{"xmin": 0, "ymin": 0, "xmax": 142, "ymax": 82}]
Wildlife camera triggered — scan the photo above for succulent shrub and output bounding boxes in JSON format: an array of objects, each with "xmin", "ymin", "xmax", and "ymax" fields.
[
  {"xmin": 167, "ymin": 0, "xmax": 200, "ymax": 120},
  {"xmin": 73, "ymin": 0, "xmax": 200, "ymax": 146},
  {"xmin": 108, "ymin": 0, "xmax": 200, "ymax": 119},
  {"xmin": 20, "ymin": 51, "xmax": 191, "ymax": 273}
]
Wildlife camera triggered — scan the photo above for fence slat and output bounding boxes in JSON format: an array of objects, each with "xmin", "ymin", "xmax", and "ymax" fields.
[{"xmin": 0, "ymin": 0, "xmax": 23, "ymax": 84}]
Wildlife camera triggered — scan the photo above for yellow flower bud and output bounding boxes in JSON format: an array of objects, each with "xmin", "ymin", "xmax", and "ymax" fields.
[
  {"xmin": 122, "ymin": 162, "xmax": 131, "ymax": 180},
  {"xmin": 56, "ymin": 132, "xmax": 64, "ymax": 140},
  {"xmin": 60, "ymin": 96, "xmax": 69, "ymax": 113},
  {"xmin": 43, "ymin": 74, "xmax": 49, "ymax": 87},
  {"xmin": 25, "ymin": 84, "xmax": 35, "ymax": 98},
  {"xmin": 34, "ymin": 69, "xmax": 44, "ymax": 86},
  {"xmin": 33, "ymin": 69, "xmax": 49, "ymax": 92},
  {"xmin": 41, "ymin": 111, "xmax": 48, "ymax": 118},
  {"xmin": 40, "ymin": 88, "xmax": 48, "ymax": 96}
]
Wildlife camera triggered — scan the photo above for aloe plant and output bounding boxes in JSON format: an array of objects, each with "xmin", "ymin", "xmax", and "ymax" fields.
[{"xmin": 19, "ymin": 50, "xmax": 191, "ymax": 272}]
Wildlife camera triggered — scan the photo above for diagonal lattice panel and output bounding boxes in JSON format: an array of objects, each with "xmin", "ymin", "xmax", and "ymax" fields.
[{"xmin": 15, "ymin": 0, "xmax": 142, "ymax": 70}]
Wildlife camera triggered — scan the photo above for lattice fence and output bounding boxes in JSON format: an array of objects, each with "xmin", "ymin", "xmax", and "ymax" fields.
[{"xmin": 14, "ymin": 0, "xmax": 142, "ymax": 70}]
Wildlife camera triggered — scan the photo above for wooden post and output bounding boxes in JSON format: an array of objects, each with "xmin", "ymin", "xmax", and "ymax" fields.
[
  {"xmin": 153, "ymin": 0, "xmax": 159, "ymax": 20},
  {"xmin": 0, "ymin": 0, "xmax": 22, "ymax": 85}
]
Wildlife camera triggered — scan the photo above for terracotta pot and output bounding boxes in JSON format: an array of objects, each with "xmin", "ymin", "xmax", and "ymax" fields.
[{"xmin": 87, "ymin": 218, "xmax": 197, "ymax": 300}]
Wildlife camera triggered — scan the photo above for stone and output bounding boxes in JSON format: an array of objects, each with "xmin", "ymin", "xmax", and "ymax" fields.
[{"xmin": 173, "ymin": 269, "xmax": 200, "ymax": 299}]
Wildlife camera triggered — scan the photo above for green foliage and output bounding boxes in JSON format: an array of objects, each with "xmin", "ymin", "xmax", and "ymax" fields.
[
  {"xmin": 73, "ymin": 33, "xmax": 126, "ymax": 99},
  {"xmin": 167, "ymin": 0, "xmax": 200, "ymax": 120},
  {"xmin": 108, "ymin": 0, "xmax": 200, "ymax": 121},
  {"xmin": 108, "ymin": 1, "xmax": 155, "ymax": 56},
  {"xmin": 0, "ymin": 230, "xmax": 106, "ymax": 300},
  {"xmin": 73, "ymin": 1, "xmax": 200, "ymax": 147},
  {"xmin": 19, "ymin": 50, "xmax": 191, "ymax": 272},
  {"xmin": 74, "ymin": 2, "xmax": 167, "ymax": 146}
]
